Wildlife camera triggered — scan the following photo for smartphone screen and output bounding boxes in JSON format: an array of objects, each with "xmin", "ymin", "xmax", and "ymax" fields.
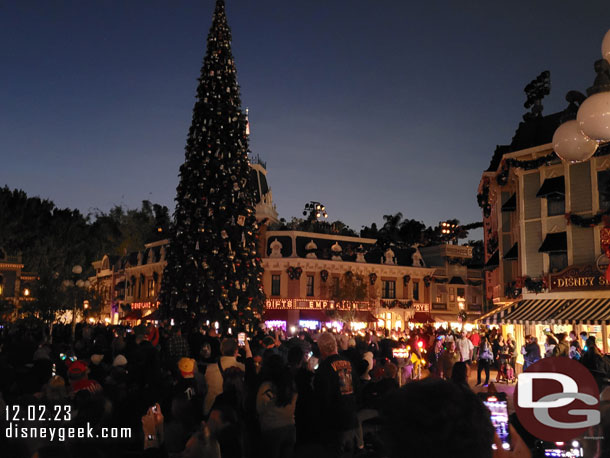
[
  {"xmin": 238, "ymin": 332, "xmax": 246, "ymax": 347},
  {"xmin": 543, "ymin": 441, "xmax": 583, "ymax": 457},
  {"xmin": 480, "ymin": 393, "xmax": 511, "ymax": 451}
]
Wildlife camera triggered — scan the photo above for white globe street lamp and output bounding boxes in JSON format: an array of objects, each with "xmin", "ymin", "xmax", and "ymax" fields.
[
  {"xmin": 552, "ymin": 119, "xmax": 598, "ymax": 163},
  {"xmin": 553, "ymin": 30, "xmax": 610, "ymax": 162}
]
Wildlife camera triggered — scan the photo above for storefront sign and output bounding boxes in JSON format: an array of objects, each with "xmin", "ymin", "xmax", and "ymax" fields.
[
  {"xmin": 131, "ymin": 301, "xmax": 158, "ymax": 310},
  {"xmin": 413, "ymin": 303, "xmax": 429, "ymax": 312},
  {"xmin": 265, "ymin": 298, "xmax": 370, "ymax": 311},
  {"xmin": 550, "ymin": 265, "xmax": 610, "ymax": 291}
]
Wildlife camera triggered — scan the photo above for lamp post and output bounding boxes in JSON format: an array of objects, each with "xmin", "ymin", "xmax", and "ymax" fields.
[
  {"xmin": 552, "ymin": 30, "xmax": 610, "ymax": 163},
  {"xmin": 64, "ymin": 265, "xmax": 91, "ymax": 341},
  {"xmin": 441, "ymin": 221, "xmax": 458, "ymax": 245},
  {"xmin": 303, "ymin": 201, "xmax": 328, "ymax": 222}
]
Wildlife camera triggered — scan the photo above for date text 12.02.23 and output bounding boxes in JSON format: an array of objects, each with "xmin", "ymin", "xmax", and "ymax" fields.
[{"xmin": 5, "ymin": 405, "xmax": 71, "ymax": 422}]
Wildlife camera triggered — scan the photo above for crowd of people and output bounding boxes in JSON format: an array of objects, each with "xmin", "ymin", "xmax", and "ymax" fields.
[{"xmin": 0, "ymin": 319, "xmax": 609, "ymax": 458}]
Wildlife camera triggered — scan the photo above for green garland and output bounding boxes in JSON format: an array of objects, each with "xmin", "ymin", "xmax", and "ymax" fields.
[
  {"xmin": 504, "ymin": 153, "xmax": 557, "ymax": 171},
  {"xmin": 565, "ymin": 209, "xmax": 610, "ymax": 227}
]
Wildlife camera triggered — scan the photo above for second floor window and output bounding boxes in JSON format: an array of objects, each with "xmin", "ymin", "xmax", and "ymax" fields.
[
  {"xmin": 549, "ymin": 252, "xmax": 568, "ymax": 273},
  {"xmin": 413, "ymin": 282, "xmax": 420, "ymax": 301},
  {"xmin": 271, "ymin": 275, "xmax": 280, "ymax": 296},
  {"xmin": 436, "ymin": 292, "xmax": 442, "ymax": 303},
  {"xmin": 547, "ymin": 195, "xmax": 565, "ymax": 216},
  {"xmin": 457, "ymin": 288, "xmax": 465, "ymax": 300},
  {"xmin": 599, "ymin": 170, "xmax": 610, "ymax": 211},
  {"xmin": 333, "ymin": 277, "xmax": 340, "ymax": 296},
  {"xmin": 449, "ymin": 287, "xmax": 455, "ymax": 302},
  {"xmin": 147, "ymin": 280, "xmax": 155, "ymax": 297},
  {"xmin": 382, "ymin": 280, "xmax": 396, "ymax": 299},
  {"xmin": 306, "ymin": 275, "xmax": 314, "ymax": 296}
]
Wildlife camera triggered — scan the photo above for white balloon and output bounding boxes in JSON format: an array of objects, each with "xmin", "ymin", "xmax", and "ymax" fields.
[
  {"xmin": 577, "ymin": 91, "xmax": 610, "ymax": 141},
  {"xmin": 602, "ymin": 29, "xmax": 610, "ymax": 64},
  {"xmin": 552, "ymin": 120, "xmax": 598, "ymax": 163}
]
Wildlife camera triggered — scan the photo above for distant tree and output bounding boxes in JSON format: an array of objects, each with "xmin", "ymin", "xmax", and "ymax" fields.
[
  {"xmin": 91, "ymin": 200, "xmax": 170, "ymax": 256},
  {"xmin": 398, "ymin": 219, "xmax": 426, "ymax": 245},
  {"xmin": 360, "ymin": 222, "xmax": 378, "ymax": 239},
  {"xmin": 331, "ymin": 272, "xmax": 368, "ymax": 303},
  {"xmin": 466, "ymin": 240, "xmax": 485, "ymax": 267},
  {"xmin": 329, "ymin": 272, "xmax": 369, "ymax": 323}
]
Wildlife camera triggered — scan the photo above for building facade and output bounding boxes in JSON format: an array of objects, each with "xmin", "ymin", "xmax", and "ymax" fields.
[
  {"xmin": 90, "ymin": 240, "xmax": 167, "ymax": 323},
  {"xmin": 260, "ymin": 229, "xmax": 437, "ymax": 330},
  {"xmin": 478, "ymin": 115, "xmax": 610, "ymax": 352},
  {"xmin": 0, "ymin": 249, "xmax": 34, "ymax": 314}
]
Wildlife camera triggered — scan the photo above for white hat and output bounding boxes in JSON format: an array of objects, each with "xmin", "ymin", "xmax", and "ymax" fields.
[{"xmin": 113, "ymin": 354, "xmax": 128, "ymax": 367}]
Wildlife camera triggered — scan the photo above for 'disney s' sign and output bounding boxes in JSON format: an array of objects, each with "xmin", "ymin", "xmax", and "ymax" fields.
[{"xmin": 549, "ymin": 265, "xmax": 610, "ymax": 291}]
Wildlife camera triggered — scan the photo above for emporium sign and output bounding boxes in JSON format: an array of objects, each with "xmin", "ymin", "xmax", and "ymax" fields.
[
  {"xmin": 131, "ymin": 301, "xmax": 158, "ymax": 310},
  {"xmin": 265, "ymin": 298, "xmax": 370, "ymax": 311},
  {"xmin": 550, "ymin": 265, "xmax": 610, "ymax": 291}
]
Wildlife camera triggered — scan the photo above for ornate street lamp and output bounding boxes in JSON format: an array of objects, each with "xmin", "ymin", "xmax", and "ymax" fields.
[
  {"xmin": 553, "ymin": 30, "xmax": 610, "ymax": 163},
  {"xmin": 65, "ymin": 265, "xmax": 91, "ymax": 340},
  {"xmin": 303, "ymin": 201, "xmax": 328, "ymax": 221}
]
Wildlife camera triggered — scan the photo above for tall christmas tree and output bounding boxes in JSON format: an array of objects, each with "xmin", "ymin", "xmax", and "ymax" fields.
[{"xmin": 160, "ymin": 0, "xmax": 264, "ymax": 330}]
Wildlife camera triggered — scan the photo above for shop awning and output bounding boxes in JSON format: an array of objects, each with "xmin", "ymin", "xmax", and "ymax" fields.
[
  {"xmin": 123, "ymin": 310, "xmax": 142, "ymax": 321},
  {"xmin": 501, "ymin": 194, "xmax": 517, "ymax": 212},
  {"xmin": 263, "ymin": 310, "xmax": 288, "ymax": 321},
  {"xmin": 484, "ymin": 251, "xmax": 499, "ymax": 270},
  {"xmin": 300, "ymin": 310, "xmax": 331, "ymax": 322},
  {"xmin": 353, "ymin": 311, "xmax": 378, "ymax": 323},
  {"xmin": 538, "ymin": 232, "xmax": 567, "ymax": 253},
  {"xmin": 142, "ymin": 309, "xmax": 161, "ymax": 321},
  {"xmin": 499, "ymin": 299, "xmax": 560, "ymax": 325},
  {"xmin": 411, "ymin": 312, "xmax": 435, "ymax": 323},
  {"xmin": 545, "ymin": 298, "xmax": 610, "ymax": 325},
  {"xmin": 536, "ymin": 177, "xmax": 565, "ymax": 198},
  {"xmin": 449, "ymin": 276, "xmax": 466, "ymax": 285},
  {"xmin": 503, "ymin": 243, "xmax": 519, "ymax": 260},
  {"xmin": 477, "ymin": 304, "xmax": 514, "ymax": 325}
]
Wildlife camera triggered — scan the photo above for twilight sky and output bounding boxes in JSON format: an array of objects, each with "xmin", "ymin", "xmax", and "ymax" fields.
[{"xmin": 2, "ymin": 1, "xmax": 610, "ymax": 236}]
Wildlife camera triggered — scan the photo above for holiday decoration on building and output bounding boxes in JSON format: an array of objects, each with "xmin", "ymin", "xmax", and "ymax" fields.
[
  {"xmin": 457, "ymin": 310, "xmax": 468, "ymax": 323},
  {"xmin": 369, "ymin": 273, "xmax": 377, "ymax": 285},
  {"xmin": 505, "ymin": 281, "xmax": 522, "ymax": 299},
  {"xmin": 159, "ymin": 0, "xmax": 264, "ymax": 329},
  {"xmin": 286, "ymin": 267, "xmax": 303, "ymax": 280},
  {"xmin": 565, "ymin": 208, "xmax": 610, "ymax": 228},
  {"xmin": 402, "ymin": 275, "xmax": 411, "ymax": 286},
  {"xmin": 523, "ymin": 276, "xmax": 547, "ymax": 294},
  {"xmin": 477, "ymin": 178, "xmax": 492, "ymax": 218},
  {"xmin": 320, "ymin": 269, "xmax": 329, "ymax": 282},
  {"xmin": 601, "ymin": 216, "xmax": 610, "ymax": 282}
]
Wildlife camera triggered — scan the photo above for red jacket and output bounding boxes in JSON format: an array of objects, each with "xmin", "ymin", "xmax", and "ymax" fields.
[{"xmin": 470, "ymin": 333, "xmax": 481, "ymax": 347}]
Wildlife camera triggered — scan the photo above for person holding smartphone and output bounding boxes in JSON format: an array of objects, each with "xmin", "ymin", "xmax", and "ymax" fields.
[{"xmin": 381, "ymin": 378, "xmax": 531, "ymax": 458}]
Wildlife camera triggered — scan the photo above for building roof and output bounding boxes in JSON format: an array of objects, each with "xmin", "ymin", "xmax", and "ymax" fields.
[{"xmin": 486, "ymin": 111, "xmax": 563, "ymax": 172}]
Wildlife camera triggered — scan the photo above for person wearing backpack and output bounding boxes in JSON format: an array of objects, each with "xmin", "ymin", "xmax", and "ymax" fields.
[
  {"xmin": 204, "ymin": 337, "xmax": 245, "ymax": 416},
  {"xmin": 476, "ymin": 336, "xmax": 493, "ymax": 386}
]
